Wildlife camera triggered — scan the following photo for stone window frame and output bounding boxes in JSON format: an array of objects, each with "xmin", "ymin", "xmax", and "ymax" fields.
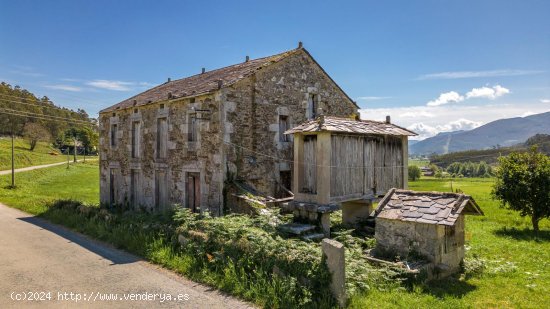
[
  {"xmin": 278, "ymin": 115, "xmax": 289, "ymax": 142},
  {"xmin": 186, "ymin": 106, "xmax": 202, "ymax": 151},
  {"xmin": 130, "ymin": 118, "xmax": 141, "ymax": 159},
  {"xmin": 154, "ymin": 105, "xmax": 170, "ymax": 161},
  {"xmin": 109, "ymin": 116, "xmax": 119, "ymax": 149},
  {"xmin": 306, "ymin": 88, "xmax": 319, "ymax": 120}
]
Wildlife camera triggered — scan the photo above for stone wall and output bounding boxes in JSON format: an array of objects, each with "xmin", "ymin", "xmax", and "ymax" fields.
[
  {"xmin": 223, "ymin": 49, "xmax": 358, "ymax": 197},
  {"xmin": 99, "ymin": 48, "xmax": 358, "ymax": 214},
  {"xmin": 99, "ymin": 93, "xmax": 225, "ymax": 214},
  {"xmin": 374, "ymin": 216, "xmax": 466, "ymax": 274}
]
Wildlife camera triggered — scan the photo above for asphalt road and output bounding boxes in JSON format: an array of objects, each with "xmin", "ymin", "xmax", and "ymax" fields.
[{"xmin": 0, "ymin": 203, "xmax": 252, "ymax": 308}]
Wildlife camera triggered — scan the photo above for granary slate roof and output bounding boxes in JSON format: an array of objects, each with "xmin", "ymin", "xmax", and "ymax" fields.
[
  {"xmin": 374, "ymin": 188, "xmax": 483, "ymax": 226},
  {"xmin": 284, "ymin": 116, "xmax": 417, "ymax": 137},
  {"xmin": 100, "ymin": 46, "xmax": 358, "ymax": 113}
]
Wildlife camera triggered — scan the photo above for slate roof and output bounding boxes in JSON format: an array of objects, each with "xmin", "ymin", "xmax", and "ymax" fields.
[
  {"xmin": 285, "ymin": 116, "xmax": 417, "ymax": 137},
  {"xmin": 375, "ymin": 189, "xmax": 483, "ymax": 226},
  {"xmin": 100, "ymin": 47, "xmax": 358, "ymax": 113}
]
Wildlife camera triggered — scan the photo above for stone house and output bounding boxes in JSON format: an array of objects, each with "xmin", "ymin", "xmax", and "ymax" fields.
[
  {"xmin": 98, "ymin": 44, "xmax": 358, "ymax": 214},
  {"xmin": 373, "ymin": 189, "xmax": 483, "ymax": 278}
]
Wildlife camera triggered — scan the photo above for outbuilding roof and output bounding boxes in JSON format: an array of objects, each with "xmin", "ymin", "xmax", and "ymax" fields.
[
  {"xmin": 285, "ymin": 116, "xmax": 417, "ymax": 137},
  {"xmin": 100, "ymin": 46, "xmax": 358, "ymax": 113},
  {"xmin": 374, "ymin": 189, "xmax": 483, "ymax": 226}
]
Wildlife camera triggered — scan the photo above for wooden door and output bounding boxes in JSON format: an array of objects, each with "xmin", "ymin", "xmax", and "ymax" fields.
[{"xmin": 186, "ymin": 173, "xmax": 200, "ymax": 212}]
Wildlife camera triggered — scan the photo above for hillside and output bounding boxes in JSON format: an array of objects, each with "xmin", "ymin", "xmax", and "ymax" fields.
[
  {"xmin": 0, "ymin": 82, "xmax": 94, "ymax": 138},
  {"xmin": 410, "ymin": 111, "xmax": 550, "ymax": 155},
  {"xmin": 430, "ymin": 133, "xmax": 550, "ymax": 168},
  {"xmin": 0, "ymin": 137, "xmax": 72, "ymax": 170}
]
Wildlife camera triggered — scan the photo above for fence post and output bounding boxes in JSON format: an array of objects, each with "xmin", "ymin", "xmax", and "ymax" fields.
[{"xmin": 322, "ymin": 238, "xmax": 346, "ymax": 307}]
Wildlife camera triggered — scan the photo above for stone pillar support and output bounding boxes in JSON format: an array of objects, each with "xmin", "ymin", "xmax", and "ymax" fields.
[
  {"xmin": 342, "ymin": 200, "xmax": 373, "ymax": 227},
  {"xmin": 322, "ymin": 238, "xmax": 346, "ymax": 307}
]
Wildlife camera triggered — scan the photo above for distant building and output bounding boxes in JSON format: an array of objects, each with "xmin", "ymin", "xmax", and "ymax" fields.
[
  {"xmin": 420, "ymin": 166, "xmax": 434, "ymax": 176},
  {"xmin": 98, "ymin": 44, "xmax": 358, "ymax": 214},
  {"xmin": 373, "ymin": 189, "xmax": 483, "ymax": 278}
]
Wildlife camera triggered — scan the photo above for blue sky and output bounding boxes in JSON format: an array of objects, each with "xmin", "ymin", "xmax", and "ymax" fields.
[{"xmin": 1, "ymin": 0, "xmax": 549, "ymax": 139}]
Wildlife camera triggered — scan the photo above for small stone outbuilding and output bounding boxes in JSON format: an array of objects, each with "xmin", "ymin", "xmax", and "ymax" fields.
[{"xmin": 373, "ymin": 189, "xmax": 483, "ymax": 278}]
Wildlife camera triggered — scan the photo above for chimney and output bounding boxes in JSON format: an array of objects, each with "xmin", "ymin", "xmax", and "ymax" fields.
[
  {"xmin": 245, "ymin": 55, "xmax": 249, "ymax": 62},
  {"xmin": 133, "ymin": 99, "xmax": 137, "ymax": 106},
  {"xmin": 298, "ymin": 41, "xmax": 303, "ymax": 49},
  {"xmin": 167, "ymin": 77, "xmax": 171, "ymax": 82},
  {"xmin": 217, "ymin": 80, "xmax": 223, "ymax": 89},
  {"xmin": 201, "ymin": 68, "xmax": 206, "ymax": 74},
  {"xmin": 386, "ymin": 115, "xmax": 391, "ymax": 124}
]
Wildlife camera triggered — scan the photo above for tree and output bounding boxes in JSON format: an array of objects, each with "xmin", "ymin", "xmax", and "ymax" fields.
[
  {"xmin": 492, "ymin": 147, "xmax": 550, "ymax": 233},
  {"xmin": 22, "ymin": 122, "xmax": 51, "ymax": 151},
  {"xmin": 408, "ymin": 165, "xmax": 421, "ymax": 181}
]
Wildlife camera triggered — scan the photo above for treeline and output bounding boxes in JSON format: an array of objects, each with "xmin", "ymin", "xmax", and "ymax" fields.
[
  {"xmin": 0, "ymin": 82, "xmax": 97, "ymax": 149},
  {"xmin": 443, "ymin": 161, "xmax": 493, "ymax": 178},
  {"xmin": 430, "ymin": 134, "xmax": 550, "ymax": 168}
]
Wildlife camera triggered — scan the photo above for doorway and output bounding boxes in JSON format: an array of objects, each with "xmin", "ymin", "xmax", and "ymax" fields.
[{"xmin": 186, "ymin": 172, "xmax": 200, "ymax": 212}]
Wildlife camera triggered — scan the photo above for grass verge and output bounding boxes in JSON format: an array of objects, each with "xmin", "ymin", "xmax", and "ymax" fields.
[{"xmin": 0, "ymin": 136, "xmax": 89, "ymax": 170}]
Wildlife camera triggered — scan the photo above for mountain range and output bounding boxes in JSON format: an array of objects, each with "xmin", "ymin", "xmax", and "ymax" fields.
[{"xmin": 410, "ymin": 111, "xmax": 550, "ymax": 155}]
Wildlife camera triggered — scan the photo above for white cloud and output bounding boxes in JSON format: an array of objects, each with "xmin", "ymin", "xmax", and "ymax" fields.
[
  {"xmin": 43, "ymin": 84, "xmax": 82, "ymax": 92},
  {"xmin": 417, "ymin": 69, "xmax": 544, "ymax": 80},
  {"xmin": 359, "ymin": 101, "xmax": 550, "ymax": 140},
  {"xmin": 406, "ymin": 122, "xmax": 438, "ymax": 140},
  {"xmin": 86, "ymin": 80, "xmax": 134, "ymax": 91},
  {"xmin": 406, "ymin": 119, "xmax": 482, "ymax": 140},
  {"xmin": 439, "ymin": 118, "xmax": 482, "ymax": 132},
  {"xmin": 356, "ymin": 96, "xmax": 391, "ymax": 101},
  {"xmin": 85, "ymin": 79, "xmax": 155, "ymax": 91},
  {"xmin": 427, "ymin": 91, "xmax": 464, "ymax": 106},
  {"xmin": 466, "ymin": 85, "xmax": 510, "ymax": 100},
  {"xmin": 541, "ymin": 99, "xmax": 550, "ymax": 103}
]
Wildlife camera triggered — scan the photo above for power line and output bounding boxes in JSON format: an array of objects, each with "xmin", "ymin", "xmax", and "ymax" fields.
[
  {"xmin": 0, "ymin": 96, "xmax": 87, "ymax": 113},
  {"xmin": 0, "ymin": 93, "xmax": 88, "ymax": 105},
  {"xmin": 0, "ymin": 108, "xmax": 93, "ymax": 126},
  {"xmin": 0, "ymin": 107, "xmax": 91, "ymax": 123}
]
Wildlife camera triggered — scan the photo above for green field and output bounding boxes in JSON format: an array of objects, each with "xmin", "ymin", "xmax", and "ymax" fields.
[
  {"xmin": 0, "ymin": 161, "xmax": 99, "ymax": 214},
  {"xmin": 0, "ymin": 136, "xmax": 86, "ymax": 170},
  {"xmin": 409, "ymin": 158, "xmax": 430, "ymax": 167},
  {"xmin": 0, "ymin": 164, "xmax": 548, "ymax": 308}
]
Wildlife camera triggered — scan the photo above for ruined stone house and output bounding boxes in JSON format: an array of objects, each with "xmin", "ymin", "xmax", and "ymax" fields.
[
  {"xmin": 98, "ymin": 44, "xmax": 358, "ymax": 214},
  {"xmin": 373, "ymin": 189, "xmax": 483, "ymax": 278}
]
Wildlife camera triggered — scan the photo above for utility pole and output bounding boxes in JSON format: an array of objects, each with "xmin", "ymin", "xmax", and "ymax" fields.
[
  {"xmin": 11, "ymin": 132, "xmax": 15, "ymax": 188},
  {"xmin": 66, "ymin": 147, "xmax": 70, "ymax": 169},
  {"xmin": 73, "ymin": 136, "xmax": 77, "ymax": 163}
]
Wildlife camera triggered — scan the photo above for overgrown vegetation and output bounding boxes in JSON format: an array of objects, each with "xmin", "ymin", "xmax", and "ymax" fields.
[
  {"xmin": 492, "ymin": 148, "xmax": 550, "ymax": 233},
  {"xmin": 1, "ymin": 165, "xmax": 549, "ymax": 308}
]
